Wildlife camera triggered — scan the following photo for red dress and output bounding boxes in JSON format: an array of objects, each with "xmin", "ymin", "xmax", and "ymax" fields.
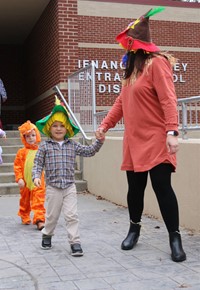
[{"xmin": 100, "ymin": 56, "xmax": 178, "ymax": 172}]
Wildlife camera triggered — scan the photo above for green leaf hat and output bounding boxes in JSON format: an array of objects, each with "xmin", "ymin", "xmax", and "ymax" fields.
[{"xmin": 36, "ymin": 96, "xmax": 80, "ymax": 138}]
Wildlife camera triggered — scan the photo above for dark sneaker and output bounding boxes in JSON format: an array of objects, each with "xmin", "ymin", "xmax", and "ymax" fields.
[
  {"xmin": 41, "ymin": 234, "xmax": 52, "ymax": 250},
  {"xmin": 71, "ymin": 243, "xmax": 84, "ymax": 257}
]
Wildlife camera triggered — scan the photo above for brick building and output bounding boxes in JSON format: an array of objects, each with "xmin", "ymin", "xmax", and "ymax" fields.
[{"xmin": 0, "ymin": 0, "xmax": 199, "ymax": 128}]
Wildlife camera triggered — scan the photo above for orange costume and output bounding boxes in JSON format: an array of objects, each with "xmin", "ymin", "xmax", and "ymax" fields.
[{"xmin": 14, "ymin": 121, "xmax": 45, "ymax": 225}]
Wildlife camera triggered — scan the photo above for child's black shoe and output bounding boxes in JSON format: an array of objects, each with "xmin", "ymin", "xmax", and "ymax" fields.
[
  {"xmin": 71, "ymin": 243, "xmax": 84, "ymax": 256},
  {"xmin": 41, "ymin": 234, "xmax": 52, "ymax": 250}
]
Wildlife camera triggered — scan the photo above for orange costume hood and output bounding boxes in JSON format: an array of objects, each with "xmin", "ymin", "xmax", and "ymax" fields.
[{"xmin": 18, "ymin": 120, "xmax": 41, "ymax": 149}]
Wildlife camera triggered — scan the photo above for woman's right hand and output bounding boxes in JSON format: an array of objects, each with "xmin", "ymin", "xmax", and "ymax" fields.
[
  {"xmin": 166, "ymin": 135, "xmax": 179, "ymax": 155},
  {"xmin": 95, "ymin": 128, "xmax": 105, "ymax": 141}
]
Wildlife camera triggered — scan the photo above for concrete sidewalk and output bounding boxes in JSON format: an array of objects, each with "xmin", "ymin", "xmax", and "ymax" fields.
[{"xmin": 0, "ymin": 193, "xmax": 200, "ymax": 290}]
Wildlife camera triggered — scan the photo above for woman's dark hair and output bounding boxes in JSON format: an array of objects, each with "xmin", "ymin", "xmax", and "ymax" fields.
[{"xmin": 123, "ymin": 50, "xmax": 153, "ymax": 79}]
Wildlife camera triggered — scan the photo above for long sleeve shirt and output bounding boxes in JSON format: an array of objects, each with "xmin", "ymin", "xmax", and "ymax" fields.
[
  {"xmin": 32, "ymin": 138, "xmax": 103, "ymax": 189},
  {"xmin": 100, "ymin": 55, "xmax": 178, "ymax": 172}
]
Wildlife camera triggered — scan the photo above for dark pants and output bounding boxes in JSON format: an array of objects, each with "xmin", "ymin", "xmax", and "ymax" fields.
[{"xmin": 126, "ymin": 163, "xmax": 179, "ymax": 233}]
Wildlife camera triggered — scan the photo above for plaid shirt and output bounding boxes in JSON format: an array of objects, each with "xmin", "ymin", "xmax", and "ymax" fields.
[{"xmin": 32, "ymin": 138, "xmax": 103, "ymax": 189}]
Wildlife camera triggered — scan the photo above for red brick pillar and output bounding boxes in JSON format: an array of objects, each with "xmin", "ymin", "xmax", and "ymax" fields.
[{"xmin": 57, "ymin": 0, "xmax": 78, "ymax": 82}]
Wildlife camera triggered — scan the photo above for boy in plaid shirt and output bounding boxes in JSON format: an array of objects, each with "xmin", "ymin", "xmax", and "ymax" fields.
[{"xmin": 33, "ymin": 97, "xmax": 104, "ymax": 256}]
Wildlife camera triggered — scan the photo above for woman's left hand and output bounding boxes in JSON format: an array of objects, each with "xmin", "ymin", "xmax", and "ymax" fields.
[{"xmin": 166, "ymin": 135, "xmax": 179, "ymax": 154}]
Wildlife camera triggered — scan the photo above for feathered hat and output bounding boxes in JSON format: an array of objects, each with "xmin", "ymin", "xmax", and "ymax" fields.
[
  {"xmin": 36, "ymin": 96, "xmax": 80, "ymax": 138},
  {"xmin": 116, "ymin": 6, "xmax": 165, "ymax": 53}
]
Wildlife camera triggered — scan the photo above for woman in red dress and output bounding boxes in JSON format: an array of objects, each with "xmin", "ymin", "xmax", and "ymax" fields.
[{"xmin": 96, "ymin": 7, "xmax": 186, "ymax": 262}]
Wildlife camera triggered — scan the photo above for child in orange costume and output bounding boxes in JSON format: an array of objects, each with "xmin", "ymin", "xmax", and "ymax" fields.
[{"xmin": 14, "ymin": 120, "xmax": 45, "ymax": 230}]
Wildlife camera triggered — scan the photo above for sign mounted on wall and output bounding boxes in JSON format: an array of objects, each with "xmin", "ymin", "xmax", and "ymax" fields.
[{"xmin": 78, "ymin": 59, "xmax": 188, "ymax": 94}]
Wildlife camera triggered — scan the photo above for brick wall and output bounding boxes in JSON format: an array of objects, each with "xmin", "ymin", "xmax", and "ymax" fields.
[
  {"xmin": 2, "ymin": 0, "xmax": 79, "ymax": 126},
  {"xmin": 94, "ymin": 0, "xmax": 200, "ymax": 8},
  {"xmin": 1, "ymin": 0, "xmax": 199, "ymax": 127},
  {"xmin": 58, "ymin": 0, "xmax": 78, "ymax": 81},
  {"xmin": 24, "ymin": 0, "xmax": 60, "ymax": 103},
  {"xmin": 0, "ymin": 45, "xmax": 25, "ymax": 127},
  {"xmin": 20, "ymin": 0, "xmax": 79, "ymax": 124},
  {"xmin": 77, "ymin": 13, "xmax": 200, "ymax": 105},
  {"xmin": 78, "ymin": 16, "xmax": 200, "ymax": 48}
]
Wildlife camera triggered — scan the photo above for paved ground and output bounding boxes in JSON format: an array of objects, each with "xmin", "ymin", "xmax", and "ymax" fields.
[{"xmin": 0, "ymin": 192, "xmax": 200, "ymax": 290}]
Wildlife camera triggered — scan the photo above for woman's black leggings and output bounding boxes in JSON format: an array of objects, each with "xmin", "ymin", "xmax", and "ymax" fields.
[{"xmin": 126, "ymin": 163, "xmax": 179, "ymax": 233}]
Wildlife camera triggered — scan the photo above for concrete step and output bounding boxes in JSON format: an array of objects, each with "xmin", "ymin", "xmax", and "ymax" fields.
[
  {"xmin": 1, "ymin": 137, "xmax": 22, "ymax": 146},
  {"xmin": 0, "ymin": 180, "xmax": 88, "ymax": 195},
  {"xmin": 0, "ymin": 183, "xmax": 19, "ymax": 195},
  {"xmin": 0, "ymin": 172, "xmax": 15, "ymax": 183},
  {"xmin": 75, "ymin": 180, "xmax": 88, "ymax": 192},
  {"xmin": 1, "ymin": 154, "xmax": 16, "ymax": 163},
  {"xmin": 0, "ymin": 169, "xmax": 83, "ymax": 182},
  {"xmin": 4, "ymin": 130, "xmax": 48, "ymax": 140},
  {"xmin": 0, "ymin": 163, "xmax": 14, "ymax": 173},
  {"xmin": 1, "ymin": 145, "xmax": 22, "ymax": 154},
  {"xmin": 4, "ymin": 130, "xmax": 21, "ymax": 138}
]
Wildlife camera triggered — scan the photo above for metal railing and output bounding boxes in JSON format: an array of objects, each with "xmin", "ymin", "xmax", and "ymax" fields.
[
  {"xmin": 53, "ymin": 85, "xmax": 92, "ymax": 143},
  {"xmin": 66, "ymin": 64, "xmax": 200, "ymax": 140},
  {"xmin": 95, "ymin": 96, "xmax": 200, "ymax": 139},
  {"xmin": 67, "ymin": 63, "xmax": 125, "ymax": 134},
  {"xmin": 68, "ymin": 64, "xmax": 96, "ymax": 137},
  {"xmin": 177, "ymin": 96, "xmax": 200, "ymax": 139}
]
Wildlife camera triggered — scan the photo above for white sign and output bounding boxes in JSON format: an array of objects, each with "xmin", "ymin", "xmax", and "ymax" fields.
[{"xmin": 78, "ymin": 59, "xmax": 188, "ymax": 94}]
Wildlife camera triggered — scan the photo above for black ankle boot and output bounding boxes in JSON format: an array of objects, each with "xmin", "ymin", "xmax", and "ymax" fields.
[
  {"xmin": 121, "ymin": 221, "xmax": 141, "ymax": 250},
  {"xmin": 169, "ymin": 231, "xmax": 186, "ymax": 262}
]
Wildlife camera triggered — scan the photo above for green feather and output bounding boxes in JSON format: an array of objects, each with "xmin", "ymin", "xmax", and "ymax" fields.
[{"xmin": 144, "ymin": 6, "xmax": 165, "ymax": 18}]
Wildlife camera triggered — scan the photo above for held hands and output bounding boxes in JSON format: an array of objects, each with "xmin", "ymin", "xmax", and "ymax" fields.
[
  {"xmin": 18, "ymin": 179, "xmax": 25, "ymax": 188},
  {"xmin": 34, "ymin": 178, "xmax": 41, "ymax": 187},
  {"xmin": 166, "ymin": 135, "xmax": 179, "ymax": 154},
  {"xmin": 95, "ymin": 128, "xmax": 106, "ymax": 142}
]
